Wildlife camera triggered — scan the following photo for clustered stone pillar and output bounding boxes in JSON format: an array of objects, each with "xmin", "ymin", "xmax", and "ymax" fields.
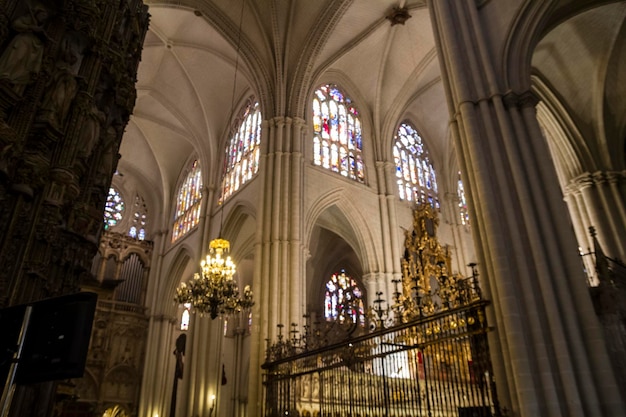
[
  {"xmin": 427, "ymin": 0, "xmax": 625, "ymax": 416},
  {"xmin": 248, "ymin": 116, "xmax": 306, "ymax": 415},
  {"xmin": 564, "ymin": 171, "xmax": 626, "ymax": 270},
  {"xmin": 0, "ymin": 0, "xmax": 148, "ymax": 415}
]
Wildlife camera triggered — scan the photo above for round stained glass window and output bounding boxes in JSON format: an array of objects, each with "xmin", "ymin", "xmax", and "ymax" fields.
[{"xmin": 104, "ymin": 187, "xmax": 124, "ymax": 229}]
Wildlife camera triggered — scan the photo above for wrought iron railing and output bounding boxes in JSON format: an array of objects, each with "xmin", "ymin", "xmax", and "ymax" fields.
[
  {"xmin": 263, "ymin": 300, "xmax": 501, "ymax": 417},
  {"xmin": 263, "ymin": 205, "xmax": 503, "ymax": 417}
]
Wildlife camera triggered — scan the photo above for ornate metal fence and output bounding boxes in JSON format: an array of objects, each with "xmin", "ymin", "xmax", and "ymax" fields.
[
  {"xmin": 263, "ymin": 204, "xmax": 502, "ymax": 417},
  {"xmin": 263, "ymin": 299, "xmax": 499, "ymax": 417}
]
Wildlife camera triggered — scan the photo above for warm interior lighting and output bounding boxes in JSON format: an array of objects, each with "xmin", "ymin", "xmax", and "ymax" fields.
[
  {"xmin": 175, "ymin": 238, "xmax": 254, "ymax": 319},
  {"xmin": 175, "ymin": 0, "xmax": 253, "ymax": 322}
]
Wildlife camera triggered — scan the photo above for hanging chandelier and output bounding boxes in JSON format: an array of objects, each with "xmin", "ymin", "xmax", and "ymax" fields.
[{"xmin": 175, "ymin": 238, "xmax": 254, "ymax": 320}]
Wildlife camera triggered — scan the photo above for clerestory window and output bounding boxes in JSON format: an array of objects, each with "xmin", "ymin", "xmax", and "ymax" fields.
[{"xmin": 312, "ymin": 84, "xmax": 365, "ymax": 182}]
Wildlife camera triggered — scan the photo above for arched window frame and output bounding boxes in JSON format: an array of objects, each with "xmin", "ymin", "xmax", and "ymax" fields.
[
  {"xmin": 323, "ymin": 270, "xmax": 365, "ymax": 325},
  {"xmin": 457, "ymin": 172, "xmax": 470, "ymax": 225},
  {"xmin": 393, "ymin": 121, "xmax": 439, "ymax": 208},
  {"xmin": 312, "ymin": 84, "xmax": 365, "ymax": 182},
  {"xmin": 220, "ymin": 99, "xmax": 262, "ymax": 202},
  {"xmin": 128, "ymin": 193, "xmax": 148, "ymax": 240},
  {"xmin": 104, "ymin": 186, "xmax": 125, "ymax": 230},
  {"xmin": 180, "ymin": 303, "xmax": 191, "ymax": 331},
  {"xmin": 171, "ymin": 160, "xmax": 203, "ymax": 243}
]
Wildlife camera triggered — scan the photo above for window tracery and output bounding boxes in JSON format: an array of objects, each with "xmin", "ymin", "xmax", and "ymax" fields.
[
  {"xmin": 172, "ymin": 160, "xmax": 203, "ymax": 243},
  {"xmin": 221, "ymin": 100, "xmax": 262, "ymax": 201},
  {"xmin": 313, "ymin": 84, "xmax": 364, "ymax": 182},
  {"xmin": 129, "ymin": 193, "xmax": 148, "ymax": 240},
  {"xmin": 324, "ymin": 271, "xmax": 365, "ymax": 325},
  {"xmin": 393, "ymin": 122, "xmax": 439, "ymax": 208},
  {"xmin": 104, "ymin": 187, "xmax": 124, "ymax": 230}
]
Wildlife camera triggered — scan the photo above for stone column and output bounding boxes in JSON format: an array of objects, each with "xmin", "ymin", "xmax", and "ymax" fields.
[
  {"xmin": 428, "ymin": 1, "xmax": 625, "ymax": 415},
  {"xmin": 564, "ymin": 171, "xmax": 626, "ymax": 264},
  {"xmin": 248, "ymin": 116, "xmax": 306, "ymax": 417},
  {"xmin": 184, "ymin": 316, "xmax": 223, "ymax": 417},
  {"xmin": 138, "ymin": 314, "xmax": 177, "ymax": 417}
]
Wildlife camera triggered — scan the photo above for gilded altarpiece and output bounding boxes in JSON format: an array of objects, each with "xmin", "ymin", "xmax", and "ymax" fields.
[{"xmin": 264, "ymin": 205, "xmax": 501, "ymax": 417}]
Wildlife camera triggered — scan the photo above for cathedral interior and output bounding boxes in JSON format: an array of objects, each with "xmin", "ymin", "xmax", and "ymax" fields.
[{"xmin": 0, "ymin": 1, "xmax": 625, "ymax": 417}]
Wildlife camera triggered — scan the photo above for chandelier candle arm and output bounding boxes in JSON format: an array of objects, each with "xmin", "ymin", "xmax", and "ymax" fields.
[{"xmin": 175, "ymin": 238, "xmax": 254, "ymax": 320}]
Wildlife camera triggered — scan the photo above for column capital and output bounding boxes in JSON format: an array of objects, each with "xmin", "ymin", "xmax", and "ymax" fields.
[
  {"xmin": 503, "ymin": 90, "xmax": 538, "ymax": 110},
  {"xmin": 566, "ymin": 172, "xmax": 596, "ymax": 195}
]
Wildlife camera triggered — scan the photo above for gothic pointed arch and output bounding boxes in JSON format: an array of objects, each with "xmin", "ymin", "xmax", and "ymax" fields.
[
  {"xmin": 172, "ymin": 159, "xmax": 203, "ymax": 243},
  {"xmin": 305, "ymin": 188, "xmax": 382, "ymax": 283},
  {"xmin": 503, "ymin": 0, "xmax": 616, "ymax": 92},
  {"xmin": 163, "ymin": 247, "xmax": 195, "ymax": 317},
  {"xmin": 221, "ymin": 201, "xmax": 257, "ymax": 262},
  {"xmin": 393, "ymin": 121, "xmax": 439, "ymax": 208},
  {"xmin": 220, "ymin": 98, "xmax": 262, "ymax": 202},
  {"xmin": 288, "ymin": 0, "xmax": 354, "ymax": 116},
  {"xmin": 312, "ymin": 83, "xmax": 365, "ymax": 182},
  {"xmin": 532, "ymin": 76, "xmax": 589, "ymax": 182}
]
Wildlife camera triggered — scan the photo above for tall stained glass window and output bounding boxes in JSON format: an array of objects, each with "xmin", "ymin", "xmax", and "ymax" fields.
[
  {"xmin": 221, "ymin": 100, "xmax": 262, "ymax": 201},
  {"xmin": 324, "ymin": 271, "xmax": 365, "ymax": 325},
  {"xmin": 313, "ymin": 84, "xmax": 364, "ymax": 182},
  {"xmin": 128, "ymin": 193, "xmax": 148, "ymax": 240},
  {"xmin": 172, "ymin": 160, "xmax": 203, "ymax": 243},
  {"xmin": 457, "ymin": 172, "xmax": 469, "ymax": 225},
  {"xmin": 104, "ymin": 187, "xmax": 124, "ymax": 230},
  {"xmin": 393, "ymin": 122, "xmax": 439, "ymax": 208}
]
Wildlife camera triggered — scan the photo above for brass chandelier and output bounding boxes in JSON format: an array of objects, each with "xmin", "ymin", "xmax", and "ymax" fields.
[
  {"xmin": 175, "ymin": 238, "xmax": 253, "ymax": 320},
  {"xmin": 175, "ymin": 0, "xmax": 254, "ymax": 321}
]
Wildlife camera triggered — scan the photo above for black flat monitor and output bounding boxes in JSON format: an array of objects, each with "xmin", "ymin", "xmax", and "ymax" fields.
[{"xmin": 0, "ymin": 292, "xmax": 97, "ymax": 385}]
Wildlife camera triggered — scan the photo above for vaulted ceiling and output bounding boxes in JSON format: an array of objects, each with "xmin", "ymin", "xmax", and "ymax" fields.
[{"xmin": 117, "ymin": 0, "xmax": 626, "ymax": 229}]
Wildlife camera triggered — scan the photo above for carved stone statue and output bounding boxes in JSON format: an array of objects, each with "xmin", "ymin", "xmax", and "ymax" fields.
[
  {"xmin": 312, "ymin": 373, "xmax": 319, "ymax": 398},
  {"xmin": 301, "ymin": 374, "xmax": 310, "ymax": 398},
  {"xmin": 95, "ymin": 124, "xmax": 120, "ymax": 186},
  {"xmin": 39, "ymin": 51, "xmax": 79, "ymax": 128},
  {"xmin": 78, "ymin": 101, "xmax": 106, "ymax": 158},
  {"xmin": 0, "ymin": 5, "xmax": 49, "ymax": 94}
]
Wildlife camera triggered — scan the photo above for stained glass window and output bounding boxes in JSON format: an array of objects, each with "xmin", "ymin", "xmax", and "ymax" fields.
[
  {"xmin": 172, "ymin": 160, "xmax": 203, "ymax": 243},
  {"xmin": 457, "ymin": 172, "xmax": 469, "ymax": 225},
  {"xmin": 128, "ymin": 194, "xmax": 148, "ymax": 240},
  {"xmin": 181, "ymin": 303, "xmax": 191, "ymax": 331},
  {"xmin": 324, "ymin": 271, "xmax": 365, "ymax": 325},
  {"xmin": 313, "ymin": 84, "xmax": 364, "ymax": 182},
  {"xmin": 104, "ymin": 187, "xmax": 124, "ymax": 229},
  {"xmin": 221, "ymin": 100, "xmax": 262, "ymax": 201},
  {"xmin": 393, "ymin": 122, "xmax": 439, "ymax": 208}
]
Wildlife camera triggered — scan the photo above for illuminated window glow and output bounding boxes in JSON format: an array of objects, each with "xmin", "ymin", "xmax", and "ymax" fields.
[
  {"xmin": 181, "ymin": 303, "xmax": 191, "ymax": 331},
  {"xmin": 172, "ymin": 160, "xmax": 203, "ymax": 243},
  {"xmin": 104, "ymin": 187, "xmax": 124, "ymax": 229},
  {"xmin": 221, "ymin": 100, "xmax": 262, "ymax": 201},
  {"xmin": 313, "ymin": 84, "xmax": 364, "ymax": 182},
  {"xmin": 324, "ymin": 271, "xmax": 365, "ymax": 325},
  {"xmin": 128, "ymin": 194, "xmax": 148, "ymax": 240},
  {"xmin": 393, "ymin": 122, "xmax": 439, "ymax": 208},
  {"xmin": 458, "ymin": 172, "xmax": 469, "ymax": 225}
]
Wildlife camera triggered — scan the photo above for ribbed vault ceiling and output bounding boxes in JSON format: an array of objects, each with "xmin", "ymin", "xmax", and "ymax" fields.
[{"xmin": 117, "ymin": 0, "xmax": 625, "ymax": 229}]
